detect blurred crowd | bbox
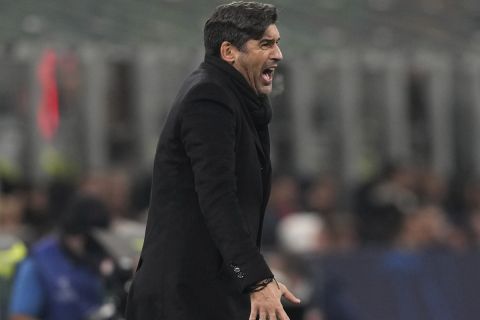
[258,162,480,320]
[0,169,150,245]
[2,162,480,319]
[266,163,480,255]
[0,169,149,320]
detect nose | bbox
[271,43,283,61]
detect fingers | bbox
[280,285,301,304]
[249,307,258,320]
[249,306,269,320]
[251,306,290,320]
[258,311,267,320]
[273,310,292,320]
[250,281,300,320]
[267,310,290,320]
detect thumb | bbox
[280,284,301,304]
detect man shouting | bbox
[125,2,300,319]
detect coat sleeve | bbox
[180,82,273,293]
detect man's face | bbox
[232,24,283,95]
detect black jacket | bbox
[126,55,274,320]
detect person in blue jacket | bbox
[9,194,111,320]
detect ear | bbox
[219,41,237,65]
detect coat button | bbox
[237,272,245,279]
[234,267,240,273]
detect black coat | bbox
[126,55,274,320]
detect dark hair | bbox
[61,194,110,236]
[204,1,277,57]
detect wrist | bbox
[248,277,278,293]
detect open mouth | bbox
[261,67,275,83]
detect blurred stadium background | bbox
[3,0,480,319]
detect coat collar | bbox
[203,54,257,100]
[202,54,271,165]
[203,55,272,128]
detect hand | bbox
[249,280,301,320]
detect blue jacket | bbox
[10,236,104,320]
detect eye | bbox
[260,40,275,49]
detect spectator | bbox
[0,234,27,320]
[0,191,25,234]
[9,194,111,320]
[263,174,301,248]
[305,175,358,251]
[104,169,131,220]
[21,185,51,242]
[0,177,35,245]
[395,205,451,251]
[417,170,448,207]
[355,162,418,245]
[305,175,338,218]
